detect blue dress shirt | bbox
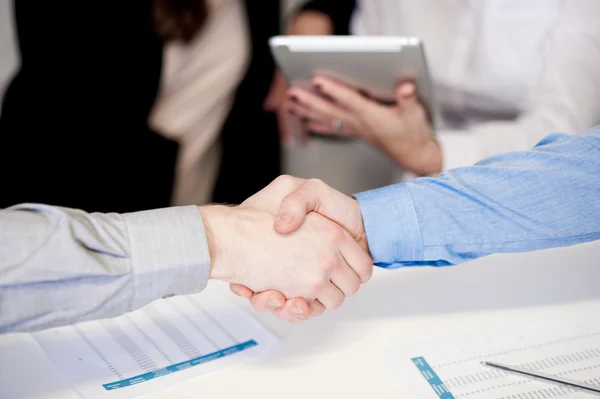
[355,125,600,268]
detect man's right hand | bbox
[200,176,372,315]
[229,178,370,322]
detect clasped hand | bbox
[201,175,371,322]
[267,73,441,176]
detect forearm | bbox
[0,204,210,333]
[355,127,600,267]
[371,134,442,176]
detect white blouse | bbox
[351,0,600,170]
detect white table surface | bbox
[2,241,599,399]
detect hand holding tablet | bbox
[269,35,442,176]
[268,35,437,122]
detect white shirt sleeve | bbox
[438,0,600,170]
[0,204,211,333]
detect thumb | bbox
[274,179,364,240]
[274,181,321,234]
[395,82,418,110]
[230,283,254,299]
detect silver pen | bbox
[481,360,600,397]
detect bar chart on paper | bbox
[398,318,600,399]
[33,287,277,399]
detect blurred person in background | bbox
[0,1,351,211]
[0,2,180,212]
[0,0,16,112]
[276,0,600,194]
[211,0,355,205]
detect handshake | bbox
[199,175,372,324]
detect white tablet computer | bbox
[269,35,438,126]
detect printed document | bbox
[396,317,600,398]
[30,285,278,399]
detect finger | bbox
[395,85,432,125]
[330,254,362,297]
[230,283,254,299]
[274,179,366,247]
[395,83,419,112]
[250,291,286,312]
[288,102,355,138]
[302,121,354,137]
[272,299,323,321]
[242,174,304,209]
[274,178,335,234]
[274,180,320,234]
[271,297,310,322]
[396,81,416,99]
[340,229,374,283]
[287,95,353,129]
[309,299,326,317]
[312,75,376,114]
[287,87,356,127]
[317,282,345,310]
[286,100,323,123]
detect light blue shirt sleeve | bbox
[354,126,600,268]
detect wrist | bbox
[406,138,442,176]
[199,205,236,282]
[286,11,333,35]
[351,200,371,255]
[375,134,442,176]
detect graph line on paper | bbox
[410,328,600,399]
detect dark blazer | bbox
[0,0,356,212]
[0,1,177,212]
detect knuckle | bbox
[274,174,297,188]
[286,191,306,206]
[319,253,339,273]
[325,227,346,246]
[306,178,326,191]
[308,280,328,298]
